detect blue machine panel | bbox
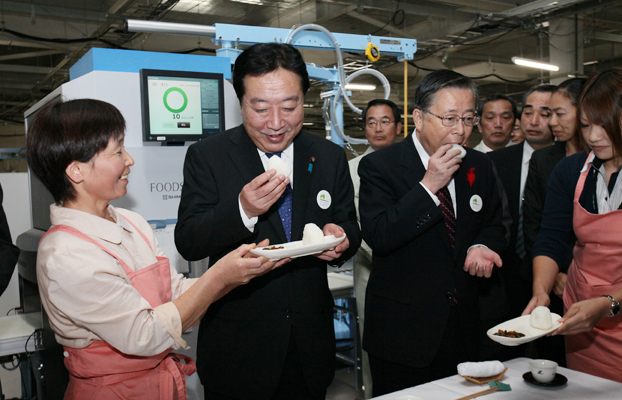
[70,48,231,80]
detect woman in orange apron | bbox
[525,68,622,383]
[26,99,285,399]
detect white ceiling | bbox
[1,0,621,132]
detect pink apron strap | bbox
[42,225,134,276]
[117,211,153,251]
[573,152,593,201]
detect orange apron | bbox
[42,214,196,399]
[564,153,622,383]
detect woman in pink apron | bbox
[524,68,622,383]
[26,99,285,399]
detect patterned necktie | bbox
[515,202,526,259]
[267,153,293,242]
[437,186,456,248]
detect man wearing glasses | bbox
[349,99,402,397]
[358,70,506,395]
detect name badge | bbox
[317,190,331,209]
[470,195,483,212]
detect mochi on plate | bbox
[302,223,325,245]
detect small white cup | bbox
[529,359,558,383]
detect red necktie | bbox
[437,186,456,248]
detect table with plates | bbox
[372,357,622,400]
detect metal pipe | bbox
[125,19,216,37]
[404,60,408,137]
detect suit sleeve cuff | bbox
[419,182,440,206]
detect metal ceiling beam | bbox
[260,0,318,27]
[0,0,107,23]
[0,38,56,49]
[497,0,585,17]
[325,0,475,22]
[314,5,357,26]
[0,64,53,74]
[593,32,622,44]
[0,82,37,90]
[413,0,607,45]
[108,0,136,15]
[0,50,65,62]
[347,11,409,37]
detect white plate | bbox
[249,235,346,261]
[487,313,562,346]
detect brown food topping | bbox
[263,246,285,250]
[494,329,525,338]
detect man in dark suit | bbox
[358,70,506,396]
[175,43,360,400]
[487,85,555,359]
[471,93,517,361]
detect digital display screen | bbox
[140,69,225,144]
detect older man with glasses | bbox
[358,70,506,396]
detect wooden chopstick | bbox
[455,386,499,400]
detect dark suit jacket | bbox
[522,141,570,326]
[0,184,19,296]
[488,143,533,318]
[523,141,569,272]
[175,125,361,399]
[358,139,505,367]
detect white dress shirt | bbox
[473,140,494,154]
[239,143,295,231]
[519,141,535,204]
[581,152,622,214]
[413,131,457,216]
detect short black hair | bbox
[522,84,556,107]
[477,93,517,119]
[362,99,402,125]
[232,43,310,102]
[26,99,125,204]
[553,77,587,107]
[414,70,478,112]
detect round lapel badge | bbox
[470,195,483,212]
[317,190,331,209]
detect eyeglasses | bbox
[422,109,480,127]
[366,119,396,128]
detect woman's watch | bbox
[601,295,620,317]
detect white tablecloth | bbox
[372,357,622,400]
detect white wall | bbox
[0,172,30,399]
[0,172,31,315]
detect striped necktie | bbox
[515,201,526,259]
[438,186,456,248]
